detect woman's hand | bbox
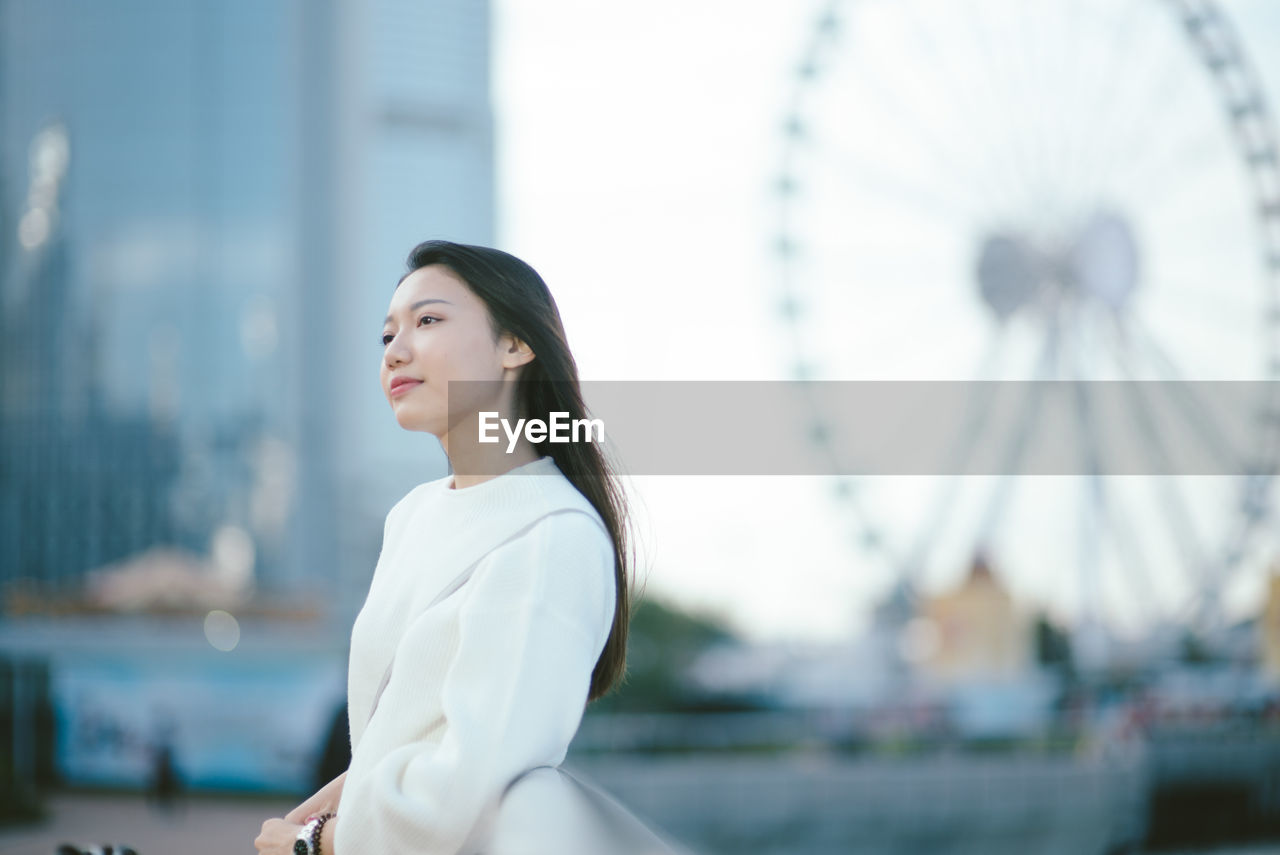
[256,770,346,853]
[254,817,303,854]
[284,770,347,824]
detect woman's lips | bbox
[389,380,423,398]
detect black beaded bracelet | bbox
[312,812,335,855]
[295,812,335,855]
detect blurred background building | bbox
[915,551,1032,683]
[0,0,494,811]
[0,0,493,619]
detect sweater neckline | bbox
[440,454,559,495]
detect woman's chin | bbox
[393,410,443,436]
[391,407,422,430]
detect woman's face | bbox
[380,264,532,436]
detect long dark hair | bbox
[398,239,632,702]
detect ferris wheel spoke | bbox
[960,6,1056,217]
[975,325,1058,545]
[1092,474,1168,628]
[805,137,985,228]
[1207,489,1275,613]
[1105,320,1215,599]
[987,6,1072,222]
[1007,5,1081,213]
[970,5,1046,209]
[1054,0,1109,211]
[1039,1,1092,211]
[1155,277,1260,329]
[850,3,1044,220]
[1165,583,1206,636]
[898,327,1012,587]
[1067,338,1166,626]
[1126,315,1250,476]
[1116,126,1231,216]
[1013,0,1083,215]
[893,2,1025,219]
[1087,32,1197,210]
[1103,30,1206,214]
[838,69,1022,221]
[1052,0,1154,214]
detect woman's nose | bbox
[385,339,410,367]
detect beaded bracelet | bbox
[295,812,335,855]
[312,812,334,855]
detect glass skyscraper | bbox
[0,0,494,626]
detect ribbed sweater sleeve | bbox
[333,508,615,855]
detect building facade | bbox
[0,0,494,628]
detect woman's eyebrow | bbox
[384,298,453,325]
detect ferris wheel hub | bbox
[1070,210,1140,313]
[975,210,1140,323]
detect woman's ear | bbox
[500,333,536,370]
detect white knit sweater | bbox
[333,454,617,854]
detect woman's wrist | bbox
[297,811,335,855]
[320,814,337,854]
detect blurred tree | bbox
[1178,628,1215,666]
[589,595,762,713]
[1032,611,1075,674]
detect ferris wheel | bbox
[772,0,1280,662]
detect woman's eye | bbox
[381,316,437,345]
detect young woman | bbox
[255,240,634,854]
